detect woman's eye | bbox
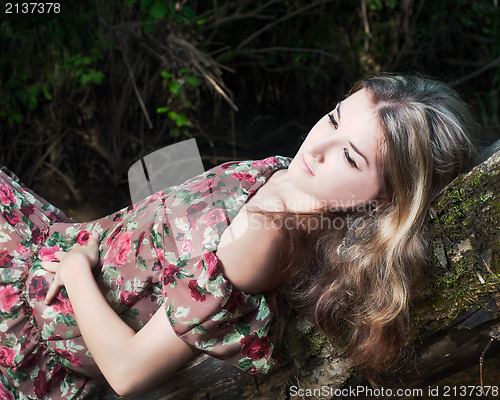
[343,148,358,169]
[328,112,338,129]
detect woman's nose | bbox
[306,135,336,163]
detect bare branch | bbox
[451,56,500,87]
[235,0,336,51]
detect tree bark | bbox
[99,149,500,400]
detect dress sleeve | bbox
[158,156,291,374]
[161,251,289,374]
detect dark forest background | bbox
[1,0,499,219]
[1,0,500,393]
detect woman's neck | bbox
[255,169,322,213]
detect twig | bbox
[42,161,82,202]
[207,0,278,28]
[475,254,500,282]
[450,56,500,87]
[231,110,236,159]
[235,0,335,51]
[27,131,67,184]
[361,0,370,52]
[479,324,500,396]
[168,34,239,111]
[144,33,237,110]
[119,36,154,129]
[391,0,425,70]
[249,46,341,60]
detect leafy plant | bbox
[156,68,200,138]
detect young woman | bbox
[0,73,478,399]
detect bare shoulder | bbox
[216,206,288,294]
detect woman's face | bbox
[287,88,385,211]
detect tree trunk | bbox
[99,149,500,400]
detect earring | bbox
[336,211,378,259]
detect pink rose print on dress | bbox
[31,226,44,245]
[143,191,163,205]
[106,225,123,245]
[34,371,51,399]
[2,211,19,226]
[0,284,20,312]
[120,290,141,306]
[188,280,206,302]
[182,238,194,254]
[164,264,180,285]
[201,209,227,227]
[199,252,219,278]
[53,348,82,367]
[39,245,63,262]
[0,183,15,205]
[0,250,13,268]
[112,212,122,221]
[0,346,16,367]
[187,176,221,194]
[51,294,74,315]
[20,203,35,217]
[230,172,256,184]
[75,230,91,245]
[251,158,278,167]
[223,290,244,314]
[28,275,49,302]
[0,381,15,400]
[186,202,207,228]
[240,334,271,360]
[220,162,233,170]
[18,352,37,369]
[16,244,29,256]
[106,231,132,267]
[50,363,69,386]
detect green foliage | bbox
[0,73,42,123]
[156,68,200,138]
[0,2,103,124]
[127,0,196,32]
[63,51,105,89]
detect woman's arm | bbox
[42,234,198,397]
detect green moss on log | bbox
[411,151,500,334]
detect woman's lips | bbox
[301,155,314,176]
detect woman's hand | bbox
[39,231,195,396]
[41,231,100,305]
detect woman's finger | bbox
[54,251,67,261]
[40,260,58,273]
[45,278,63,305]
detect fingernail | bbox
[91,232,99,239]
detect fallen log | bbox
[100,148,500,400]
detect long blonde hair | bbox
[281,73,478,377]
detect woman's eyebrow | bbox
[349,141,369,166]
[337,102,368,166]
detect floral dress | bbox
[0,156,291,400]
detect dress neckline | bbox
[203,156,291,254]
